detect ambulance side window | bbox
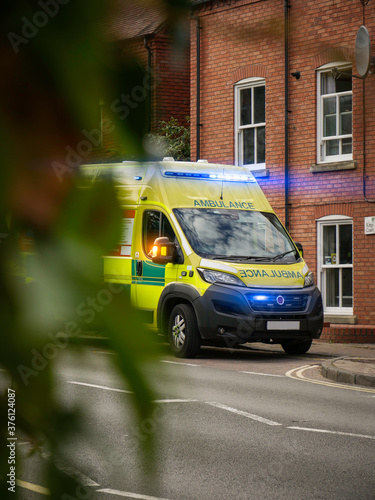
[143,211,176,257]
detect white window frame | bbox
[317,62,353,164]
[317,215,353,315]
[234,78,266,170]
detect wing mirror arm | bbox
[295,242,303,257]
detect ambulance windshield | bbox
[173,208,300,263]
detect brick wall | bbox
[191,0,375,342]
[153,33,190,129]
[97,30,190,158]
[320,325,375,344]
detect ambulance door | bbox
[133,209,179,328]
[103,209,136,303]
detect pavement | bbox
[247,340,375,388]
[308,341,375,388]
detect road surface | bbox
[11,344,375,499]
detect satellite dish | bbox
[355,26,371,77]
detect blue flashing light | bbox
[252,295,269,301]
[134,176,142,181]
[162,171,256,183]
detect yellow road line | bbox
[16,479,50,495]
[286,365,375,394]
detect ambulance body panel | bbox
[82,160,323,357]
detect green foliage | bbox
[147,117,191,161]
[0,1,190,498]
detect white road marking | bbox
[285,364,314,377]
[53,457,100,487]
[161,360,199,367]
[288,426,375,440]
[206,402,282,426]
[154,399,200,403]
[67,378,375,442]
[67,379,282,427]
[97,489,171,500]
[67,383,197,404]
[286,365,375,394]
[241,371,285,377]
[67,381,132,394]
[39,451,100,488]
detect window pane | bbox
[340,96,352,135]
[254,86,265,123]
[342,138,352,154]
[173,209,296,260]
[339,224,352,264]
[256,126,265,163]
[336,70,352,92]
[240,89,252,125]
[323,97,336,136]
[323,225,336,263]
[324,115,336,137]
[321,73,336,95]
[320,219,353,311]
[342,268,353,307]
[161,214,176,243]
[340,114,352,135]
[143,211,160,254]
[339,95,352,113]
[243,128,254,164]
[326,139,339,156]
[325,268,339,307]
[319,68,352,163]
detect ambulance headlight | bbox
[304,272,315,287]
[197,268,245,287]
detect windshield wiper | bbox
[212,255,272,262]
[271,249,297,261]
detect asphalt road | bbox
[13,344,375,499]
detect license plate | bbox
[267,321,300,331]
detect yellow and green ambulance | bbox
[82,159,323,357]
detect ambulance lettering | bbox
[194,200,254,210]
[239,269,304,279]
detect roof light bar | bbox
[162,171,256,183]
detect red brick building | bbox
[190,0,375,342]
[100,0,190,156]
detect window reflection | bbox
[174,209,297,262]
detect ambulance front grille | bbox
[246,293,309,313]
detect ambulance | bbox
[82,159,323,358]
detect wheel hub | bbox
[172,314,185,348]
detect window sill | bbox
[251,168,269,178]
[324,314,357,325]
[310,160,357,173]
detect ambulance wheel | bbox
[168,304,201,358]
[281,339,312,355]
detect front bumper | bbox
[193,284,323,345]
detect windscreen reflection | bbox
[173,208,299,263]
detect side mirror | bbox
[295,242,303,257]
[150,237,176,265]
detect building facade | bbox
[190,0,375,342]
[98,0,190,158]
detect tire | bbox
[168,304,201,358]
[281,339,312,355]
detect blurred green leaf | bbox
[0,1,191,497]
